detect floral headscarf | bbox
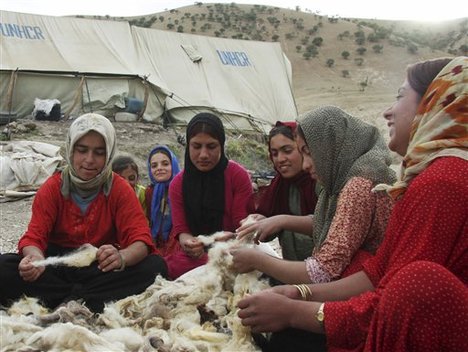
[61,113,116,198]
[147,145,180,241]
[375,56,468,199]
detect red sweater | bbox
[325,157,468,351]
[18,172,157,254]
[169,160,255,236]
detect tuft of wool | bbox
[32,243,98,267]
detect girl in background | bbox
[112,154,146,212]
[145,145,181,256]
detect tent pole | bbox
[84,77,92,113]
[4,70,18,116]
[64,76,85,120]
[139,78,149,121]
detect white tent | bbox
[1,10,297,131]
[133,27,298,132]
[0,10,168,122]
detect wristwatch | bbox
[316,302,325,328]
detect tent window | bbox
[181,45,202,62]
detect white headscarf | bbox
[61,113,116,198]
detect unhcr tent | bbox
[133,27,297,131]
[0,10,297,131]
[0,10,168,122]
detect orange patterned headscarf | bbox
[376,56,468,200]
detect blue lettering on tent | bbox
[216,50,252,67]
[0,23,45,40]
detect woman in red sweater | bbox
[0,113,167,312]
[165,112,255,279]
[237,56,468,352]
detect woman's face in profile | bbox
[189,132,222,172]
[383,79,421,156]
[296,133,319,182]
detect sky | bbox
[0,0,466,22]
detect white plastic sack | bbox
[0,141,63,200]
[32,98,61,116]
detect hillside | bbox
[80,2,465,127]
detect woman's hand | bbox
[179,234,205,258]
[267,284,304,300]
[214,231,236,242]
[19,253,45,282]
[236,214,266,242]
[230,247,262,273]
[240,214,266,223]
[237,290,294,333]
[236,215,284,243]
[97,244,123,272]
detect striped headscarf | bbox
[375,56,468,199]
[61,113,116,198]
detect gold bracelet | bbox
[293,284,312,301]
[293,284,305,300]
[302,284,312,299]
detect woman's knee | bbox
[0,254,21,280]
[136,254,168,279]
[381,260,466,310]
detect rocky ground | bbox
[0,196,33,253]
